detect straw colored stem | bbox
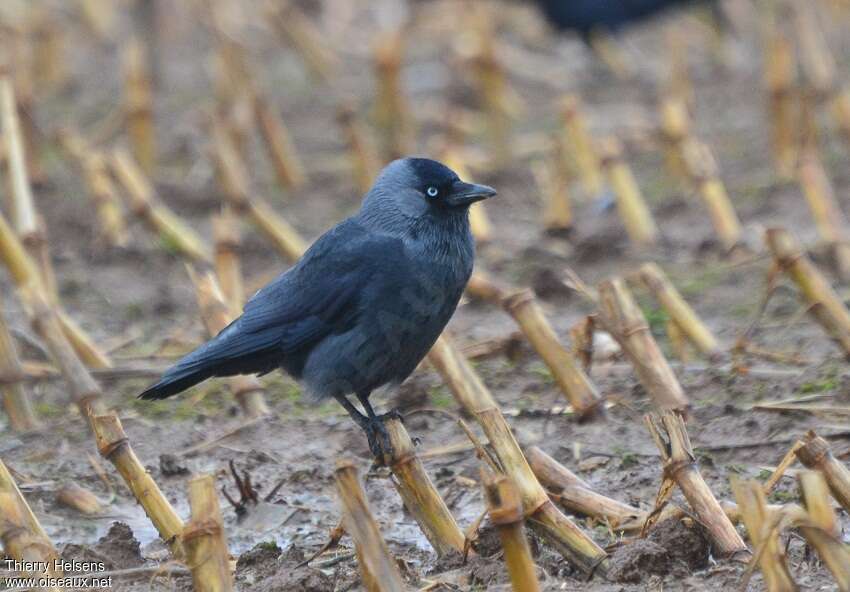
[636,263,720,358]
[793,4,835,97]
[267,2,338,83]
[765,228,850,357]
[795,431,850,513]
[597,279,689,411]
[559,95,602,198]
[532,159,572,233]
[644,411,747,556]
[183,474,233,592]
[56,312,112,369]
[212,208,244,314]
[466,271,508,305]
[123,38,155,175]
[82,153,130,247]
[731,478,796,592]
[56,482,102,516]
[111,148,211,263]
[481,469,541,592]
[92,413,185,560]
[383,418,465,556]
[764,30,797,179]
[0,460,61,588]
[796,471,850,590]
[246,200,307,262]
[658,97,691,181]
[254,95,306,190]
[502,290,603,420]
[1,78,38,245]
[599,138,658,246]
[372,31,413,160]
[681,142,742,251]
[334,460,405,592]
[526,447,644,527]
[0,302,38,431]
[188,268,269,418]
[336,101,380,193]
[834,86,850,152]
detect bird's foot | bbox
[363,409,405,462]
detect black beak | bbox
[446,181,497,207]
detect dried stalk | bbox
[30,10,66,93]
[383,418,465,556]
[636,263,720,358]
[183,474,233,592]
[92,413,185,560]
[465,271,508,305]
[81,152,130,247]
[834,86,850,152]
[111,148,211,263]
[796,471,850,590]
[266,1,338,83]
[765,228,850,357]
[763,28,797,179]
[795,431,850,512]
[254,94,306,190]
[526,447,645,528]
[481,468,541,592]
[597,279,689,411]
[532,159,572,233]
[212,208,244,314]
[0,459,61,588]
[56,482,102,515]
[0,300,38,431]
[796,151,850,280]
[681,141,743,251]
[123,38,155,175]
[665,28,693,108]
[793,4,835,97]
[187,268,269,418]
[77,0,116,40]
[336,101,380,194]
[599,138,658,246]
[334,460,405,592]
[427,335,609,576]
[559,95,603,198]
[644,410,748,556]
[731,478,796,592]
[658,97,691,181]
[372,31,413,160]
[502,290,603,420]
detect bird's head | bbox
[359,157,496,230]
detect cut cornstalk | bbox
[599,137,658,246]
[266,2,338,83]
[334,460,405,592]
[465,271,508,305]
[372,31,413,160]
[793,4,835,98]
[526,447,645,528]
[664,28,693,108]
[796,471,850,590]
[763,28,797,179]
[481,468,541,592]
[212,208,244,314]
[532,159,572,234]
[681,141,743,251]
[111,148,211,263]
[730,478,796,592]
[0,459,61,589]
[254,94,306,190]
[78,0,116,40]
[441,148,491,243]
[0,301,38,431]
[211,119,307,262]
[636,263,721,359]
[765,228,850,357]
[382,417,465,556]
[81,152,130,247]
[796,151,850,280]
[56,482,102,516]
[123,38,155,175]
[188,268,269,418]
[502,290,603,420]
[658,97,691,182]
[183,474,233,592]
[31,10,66,93]
[427,335,610,576]
[795,430,850,513]
[834,86,850,152]
[644,410,748,556]
[559,95,603,198]
[92,413,185,560]
[336,101,380,194]
[597,279,689,411]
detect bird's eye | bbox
[426,186,439,198]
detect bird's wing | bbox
[226,220,406,356]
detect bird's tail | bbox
[138,321,281,400]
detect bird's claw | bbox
[364,418,393,462]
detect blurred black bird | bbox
[140,157,496,457]
[533,0,717,41]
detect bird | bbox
[139,157,496,458]
[532,0,718,41]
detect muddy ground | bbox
[2,0,850,590]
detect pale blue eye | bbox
[426,186,439,197]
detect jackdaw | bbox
[140,157,496,457]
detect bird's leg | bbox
[355,391,400,460]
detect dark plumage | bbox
[139,157,496,456]
[533,0,715,38]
